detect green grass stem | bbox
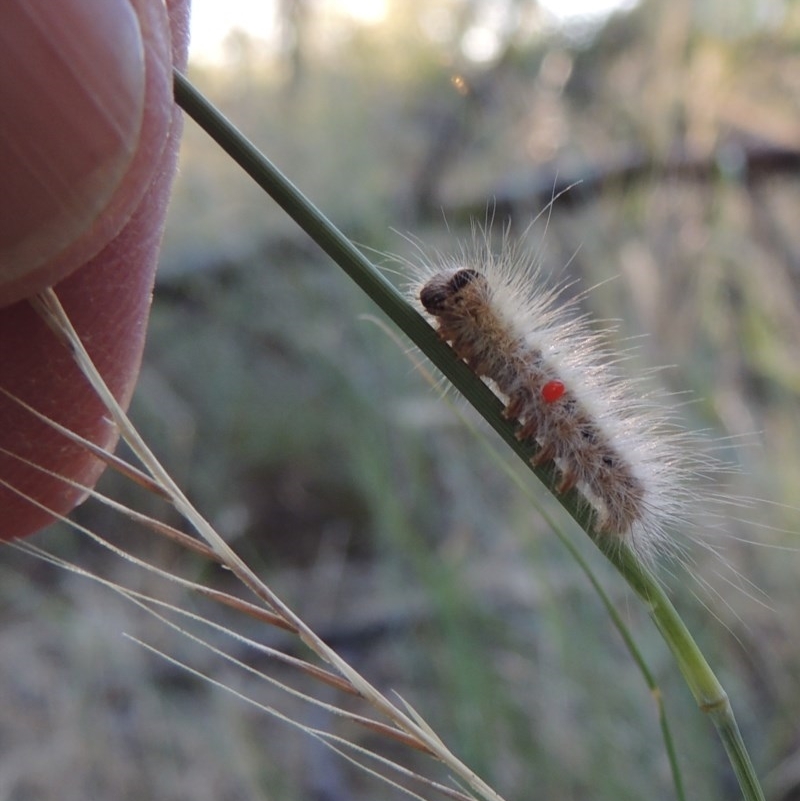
[172,69,765,801]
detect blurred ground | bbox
[3,1,800,799]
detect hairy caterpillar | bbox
[408,226,715,562]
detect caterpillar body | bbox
[411,230,706,561]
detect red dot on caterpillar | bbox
[541,379,566,404]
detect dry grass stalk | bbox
[5,286,507,801]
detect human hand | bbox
[0,0,190,539]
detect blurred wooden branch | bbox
[432,140,800,224]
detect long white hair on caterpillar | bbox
[393,213,741,572]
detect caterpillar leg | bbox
[557,471,579,494]
[504,392,527,421]
[516,417,538,441]
[532,442,556,467]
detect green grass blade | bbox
[172,69,765,801]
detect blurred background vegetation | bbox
[3,0,800,799]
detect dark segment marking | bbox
[448,268,481,293]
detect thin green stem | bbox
[540,534,689,800]
[561,543,689,801]
[604,543,764,801]
[455,392,687,800]
[172,70,764,801]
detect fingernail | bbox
[0,0,145,281]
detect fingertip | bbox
[0,0,146,295]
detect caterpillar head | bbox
[419,269,488,317]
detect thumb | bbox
[0,0,190,540]
[0,0,175,307]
